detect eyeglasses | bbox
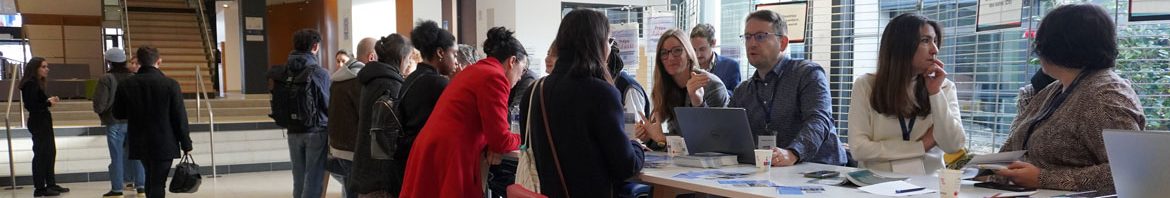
[659,47,686,57]
[739,32,783,42]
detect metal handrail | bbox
[192,0,218,96]
[120,0,132,50]
[3,59,24,190]
[194,64,219,178]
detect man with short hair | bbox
[691,23,742,93]
[730,10,846,167]
[325,37,374,198]
[114,45,193,198]
[275,28,331,198]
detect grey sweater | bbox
[992,70,1146,192]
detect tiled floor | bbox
[0,171,344,198]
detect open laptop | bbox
[1102,129,1170,198]
[673,107,757,164]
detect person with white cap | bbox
[94,48,146,197]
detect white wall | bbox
[512,0,559,75]
[352,0,396,48]
[217,1,244,95]
[413,0,442,27]
[337,0,352,53]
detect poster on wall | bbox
[755,1,808,43]
[976,0,1023,31]
[646,13,675,55]
[612,23,640,73]
[1131,0,1170,21]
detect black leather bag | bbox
[169,153,202,193]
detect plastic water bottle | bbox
[509,105,521,134]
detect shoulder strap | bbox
[538,79,571,197]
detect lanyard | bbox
[898,115,916,141]
[1021,70,1094,148]
[753,71,783,133]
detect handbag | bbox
[508,78,572,198]
[511,78,544,196]
[169,153,202,193]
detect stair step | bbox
[126,1,190,9]
[128,13,197,22]
[152,47,206,55]
[127,26,200,35]
[130,40,204,48]
[128,20,198,28]
[130,33,203,41]
[51,99,270,111]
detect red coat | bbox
[400,57,521,198]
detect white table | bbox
[638,163,1071,198]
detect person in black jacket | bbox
[519,9,646,197]
[348,33,410,197]
[20,57,70,197]
[113,46,192,198]
[395,20,458,194]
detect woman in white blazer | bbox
[848,13,966,174]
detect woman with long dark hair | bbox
[21,57,70,196]
[846,13,966,174]
[519,9,645,197]
[635,28,729,150]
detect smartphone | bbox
[803,170,840,179]
[974,182,1036,192]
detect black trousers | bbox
[486,159,518,198]
[142,159,174,198]
[28,120,57,189]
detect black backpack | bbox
[368,76,418,160]
[269,66,320,130]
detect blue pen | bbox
[896,187,926,194]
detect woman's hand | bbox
[634,112,666,143]
[994,161,1041,188]
[923,59,947,95]
[922,126,936,152]
[686,71,710,106]
[48,96,59,106]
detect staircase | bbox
[123,0,216,95]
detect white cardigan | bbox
[847,74,966,174]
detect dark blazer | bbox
[113,66,192,160]
[520,64,645,198]
[349,61,406,194]
[710,53,742,94]
[21,80,53,134]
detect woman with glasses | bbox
[633,28,730,150]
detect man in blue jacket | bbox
[276,29,331,198]
[691,23,742,94]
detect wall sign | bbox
[1131,0,1170,21]
[756,1,808,43]
[976,0,1023,32]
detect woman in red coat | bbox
[399,27,529,198]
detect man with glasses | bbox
[729,10,846,167]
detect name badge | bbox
[666,136,689,156]
[758,135,777,149]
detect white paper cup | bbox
[754,149,772,171]
[939,169,962,198]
